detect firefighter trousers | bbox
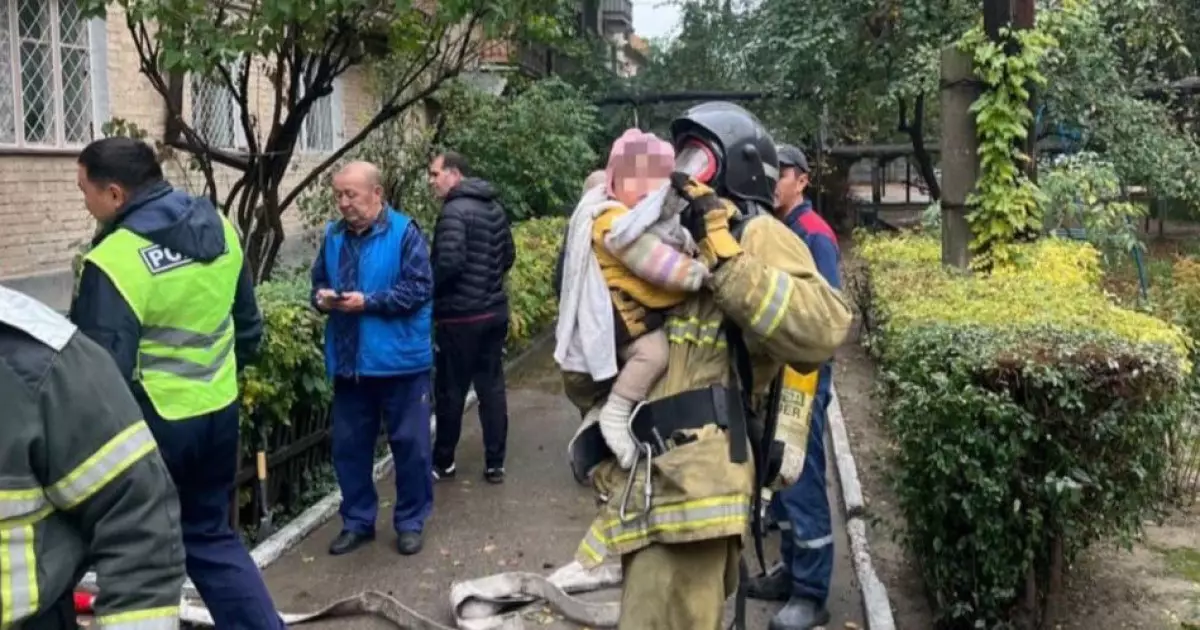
[618,537,741,630]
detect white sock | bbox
[599,393,637,468]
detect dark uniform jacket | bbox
[0,285,185,629]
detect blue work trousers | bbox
[145,401,285,630]
[770,362,834,604]
[331,372,434,535]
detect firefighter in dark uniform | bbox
[1,285,185,629]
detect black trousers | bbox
[433,314,510,470]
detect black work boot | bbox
[396,531,423,556]
[746,569,791,602]
[768,595,831,630]
[328,530,374,556]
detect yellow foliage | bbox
[857,232,1193,372]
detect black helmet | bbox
[669,102,779,208]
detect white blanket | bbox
[554,186,624,381]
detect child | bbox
[556,129,710,469]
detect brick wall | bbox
[0,4,378,283]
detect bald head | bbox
[332,160,385,232]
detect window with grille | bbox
[191,58,247,150]
[299,77,343,153]
[0,0,109,149]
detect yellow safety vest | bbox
[83,217,243,421]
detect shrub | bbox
[506,216,567,350]
[850,232,1191,628]
[238,277,331,437]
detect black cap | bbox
[777,144,809,173]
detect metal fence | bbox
[231,405,334,533]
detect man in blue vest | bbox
[746,144,842,630]
[311,161,435,557]
[70,136,284,629]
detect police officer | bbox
[2,285,185,629]
[560,103,853,629]
[744,143,842,629]
[69,137,285,629]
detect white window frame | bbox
[189,57,249,151]
[298,76,343,154]
[0,1,109,150]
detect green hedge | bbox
[239,215,567,434]
[849,233,1191,628]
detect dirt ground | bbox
[835,317,1200,630]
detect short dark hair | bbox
[78,137,164,190]
[438,151,471,177]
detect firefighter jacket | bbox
[0,286,185,629]
[565,187,854,567]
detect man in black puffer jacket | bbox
[428,151,516,484]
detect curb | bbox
[828,383,896,630]
[80,328,557,599]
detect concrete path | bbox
[261,345,864,628]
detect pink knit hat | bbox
[606,128,675,199]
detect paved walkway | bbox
[261,344,864,628]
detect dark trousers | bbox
[770,362,835,604]
[433,315,509,470]
[331,372,434,535]
[17,589,76,629]
[146,402,285,630]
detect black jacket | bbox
[69,181,263,416]
[431,178,516,319]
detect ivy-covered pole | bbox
[939,46,979,269]
[1014,0,1038,184]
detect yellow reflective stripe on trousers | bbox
[0,489,46,521]
[578,494,750,562]
[749,270,793,338]
[142,315,231,349]
[0,523,38,626]
[665,317,726,348]
[96,605,180,629]
[44,421,157,510]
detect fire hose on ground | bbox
[76,561,623,629]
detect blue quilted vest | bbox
[322,208,433,379]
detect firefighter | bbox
[1,285,185,629]
[69,137,285,628]
[561,102,853,629]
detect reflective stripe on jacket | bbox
[83,217,243,421]
[569,202,854,567]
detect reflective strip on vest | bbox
[576,494,750,564]
[665,316,726,348]
[0,521,40,626]
[83,217,243,420]
[139,316,234,382]
[44,421,158,510]
[96,605,181,630]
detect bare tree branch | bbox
[277,11,487,212]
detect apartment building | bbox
[0,0,643,309]
[0,1,378,309]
